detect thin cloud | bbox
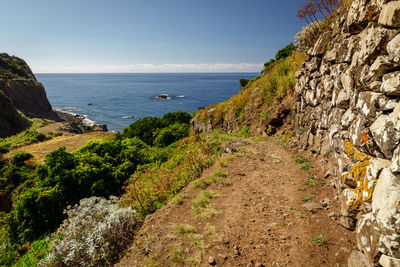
[33,63,263,73]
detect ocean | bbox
[36,73,258,132]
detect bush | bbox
[275,43,296,61]
[40,196,137,266]
[24,130,47,144]
[153,123,190,148]
[239,78,250,88]
[122,111,192,145]
[9,152,33,167]
[262,43,297,74]
[15,238,51,266]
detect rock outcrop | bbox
[0,90,29,138]
[294,1,400,265]
[0,53,59,137]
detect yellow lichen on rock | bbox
[343,140,375,211]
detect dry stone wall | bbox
[294,1,400,265]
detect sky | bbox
[1,0,306,73]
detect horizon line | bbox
[34,71,261,74]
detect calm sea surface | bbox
[36,73,258,132]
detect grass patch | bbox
[300,164,313,171]
[191,191,221,219]
[297,187,306,191]
[169,246,186,264]
[299,213,308,219]
[205,225,216,235]
[0,118,53,152]
[301,195,313,202]
[236,154,251,158]
[193,170,228,189]
[295,157,308,164]
[218,156,233,168]
[305,177,317,187]
[312,234,327,244]
[175,224,197,235]
[173,194,187,205]
[143,254,161,267]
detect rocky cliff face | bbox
[0,53,59,137]
[0,91,29,138]
[294,0,400,265]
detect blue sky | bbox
[2,0,306,73]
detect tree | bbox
[239,78,249,88]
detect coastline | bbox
[54,110,108,134]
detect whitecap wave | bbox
[122,115,136,119]
[54,108,95,126]
[176,95,185,98]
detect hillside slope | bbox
[192,52,305,137]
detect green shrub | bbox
[16,238,51,266]
[9,152,33,167]
[153,123,190,148]
[24,130,47,144]
[122,111,192,145]
[239,78,250,88]
[275,43,296,61]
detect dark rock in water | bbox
[88,103,93,106]
[157,94,170,99]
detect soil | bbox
[116,137,356,267]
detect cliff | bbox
[0,91,29,138]
[0,53,59,137]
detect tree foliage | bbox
[1,111,193,250]
[239,78,250,88]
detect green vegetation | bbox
[301,195,313,202]
[300,163,313,170]
[312,234,327,244]
[173,194,187,205]
[295,157,309,164]
[262,43,296,74]
[191,190,220,219]
[196,50,305,129]
[0,118,52,154]
[121,111,192,147]
[0,53,35,80]
[169,246,185,264]
[175,224,197,234]
[193,170,228,189]
[0,111,200,265]
[12,77,36,83]
[122,134,220,218]
[305,176,317,187]
[239,78,250,88]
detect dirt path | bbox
[117,138,355,267]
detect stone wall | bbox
[294,0,400,265]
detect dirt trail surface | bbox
[117,138,355,267]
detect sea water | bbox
[36,73,258,132]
